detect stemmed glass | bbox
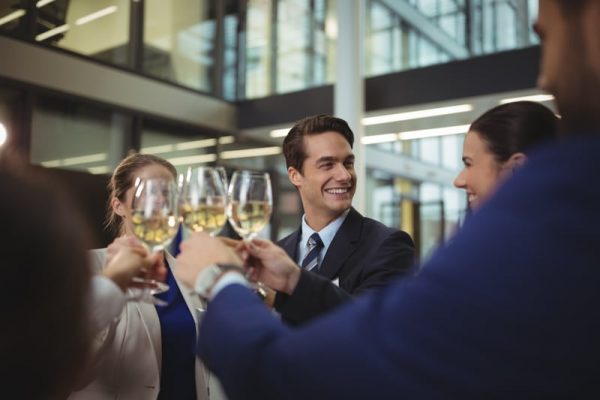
[215,166,228,193]
[130,177,180,304]
[226,171,273,298]
[180,167,228,236]
[226,170,273,241]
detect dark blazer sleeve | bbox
[353,229,415,294]
[274,221,416,325]
[273,269,351,324]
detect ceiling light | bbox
[499,94,554,104]
[40,152,107,167]
[220,146,282,159]
[219,136,235,144]
[143,137,234,154]
[36,0,56,8]
[61,153,107,166]
[76,6,117,26]
[270,128,290,138]
[362,104,473,126]
[142,144,174,154]
[361,133,398,145]
[0,9,26,27]
[40,160,61,168]
[174,139,216,151]
[36,24,69,41]
[398,124,470,141]
[168,154,217,166]
[88,166,111,175]
[0,123,7,146]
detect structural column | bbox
[335,0,366,213]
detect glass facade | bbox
[0,0,542,250]
[143,0,215,92]
[1,0,539,98]
[30,95,124,175]
[41,0,130,66]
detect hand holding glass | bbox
[130,177,179,301]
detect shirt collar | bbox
[299,208,351,259]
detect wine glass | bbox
[226,170,273,241]
[130,177,180,303]
[215,166,228,192]
[180,167,227,236]
[227,171,273,299]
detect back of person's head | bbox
[556,0,586,14]
[470,101,559,163]
[283,114,354,173]
[0,160,92,398]
[105,153,177,235]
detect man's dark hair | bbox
[555,0,586,14]
[282,114,354,173]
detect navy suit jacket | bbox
[274,207,415,324]
[198,135,600,399]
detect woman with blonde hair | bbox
[70,153,211,400]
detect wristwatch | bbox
[194,263,246,301]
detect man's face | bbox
[535,0,600,132]
[289,131,356,222]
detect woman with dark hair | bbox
[69,153,213,400]
[454,101,559,210]
[0,165,92,399]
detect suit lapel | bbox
[280,227,301,262]
[318,208,364,280]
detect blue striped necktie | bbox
[301,233,323,272]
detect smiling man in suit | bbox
[270,114,415,324]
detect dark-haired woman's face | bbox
[453,131,504,210]
[112,163,175,236]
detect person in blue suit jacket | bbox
[174,0,600,398]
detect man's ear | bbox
[505,152,528,172]
[111,197,126,217]
[288,166,303,187]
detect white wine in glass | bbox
[130,177,180,300]
[180,167,227,236]
[227,171,273,240]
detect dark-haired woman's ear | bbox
[506,152,528,174]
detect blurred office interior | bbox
[0,0,552,260]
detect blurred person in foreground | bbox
[0,164,92,399]
[0,162,154,398]
[454,101,559,211]
[174,1,600,398]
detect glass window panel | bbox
[418,137,440,165]
[40,0,130,66]
[140,121,219,175]
[144,0,215,92]
[443,186,464,238]
[419,182,443,260]
[223,20,238,99]
[441,134,463,169]
[245,0,272,98]
[30,96,125,175]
